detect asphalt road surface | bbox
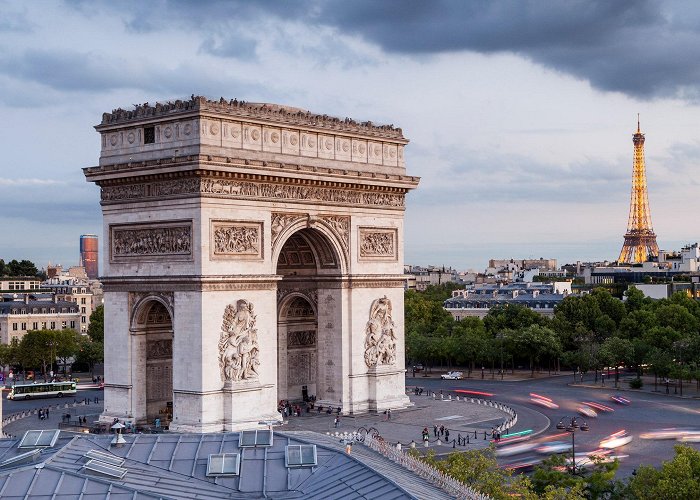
[409,373,700,477]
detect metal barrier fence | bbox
[363,432,491,500]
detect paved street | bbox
[4,374,700,479]
[409,371,700,477]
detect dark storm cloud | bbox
[0,48,262,100]
[78,0,700,101]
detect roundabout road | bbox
[408,373,700,477]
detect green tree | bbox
[626,445,700,500]
[511,324,561,377]
[5,259,39,277]
[54,329,80,372]
[18,330,54,378]
[418,447,537,499]
[75,337,104,375]
[599,336,634,388]
[87,304,104,343]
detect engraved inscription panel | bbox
[358,227,398,260]
[111,221,192,262]
[211,220,263,260]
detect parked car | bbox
[441,371,463,380]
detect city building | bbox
[0,277,41,292]
[404,265,458,291]
[0,294,80,344]
[42,277,95,333]
[658,243,700,272]
[629,279,700,300]
[444,282,572,319]
[80,234,99,280]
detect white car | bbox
[441,371,463,380]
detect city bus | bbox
[7,381,77,400]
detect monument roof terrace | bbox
[98,95,406,141]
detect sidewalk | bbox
[408,369,574,383]
[3,398,104,438]
[569,373,700,400]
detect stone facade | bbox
[84,96,419,432]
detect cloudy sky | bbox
[1,0,699,271]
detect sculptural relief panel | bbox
[242,124,262,151]
[318,134,334,159]
[110,221,193,262]
[218,299,260,384]
[287,351,316,386]
[352,139,368,162]
[364,296,397,368]
[281,129,300,155]
[222,121,243,148]
[210,220,263,260]
[358,227,398,261]
[263,127,282,153]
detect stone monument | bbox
[84,96,419,431]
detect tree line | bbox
[0,259,42,278]
[417,443,700,499]
[0,305,104,378]
[406,284,700,389]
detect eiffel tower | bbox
[618,116,659,264]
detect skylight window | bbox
[85,449,125,466]
[239,430,273,447]
[206,453,240,476]
[83,459,127,479]
[18,430,60,449]
[0,449,41,467]
[285,445,317,467]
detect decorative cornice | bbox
[102,275,282,293]
[98,95,406,141]
[98,172,407,209]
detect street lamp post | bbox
[556,416,590,474]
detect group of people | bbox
[278,400,304,418]
[422,424,451,443]
[37,407,50,420]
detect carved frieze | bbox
[288,351,316,386]
[111,221,192,262]
[320,215,350,253]
[277,288,318,308]
[364,296,397,368]
[218,299,260,384]
[211,220,263,260]
[271,213,305,247]
[359,227,398,260]
[101,177,406,209]
[288,330,317,349]
[147,339,173,359]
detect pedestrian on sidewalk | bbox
[439,425,445,436]
[445,429,450,442]
[433,424,438,437]
[387,409,391,420]
[334,416,340,428]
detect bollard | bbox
[448,395,452,400]
[410,441,416,449]
[456,396,460,401]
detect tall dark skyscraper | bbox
[80,234,99,279]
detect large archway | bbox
[275,227,342,407]
[131,299,173,426]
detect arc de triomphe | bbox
[84,96,419,432]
